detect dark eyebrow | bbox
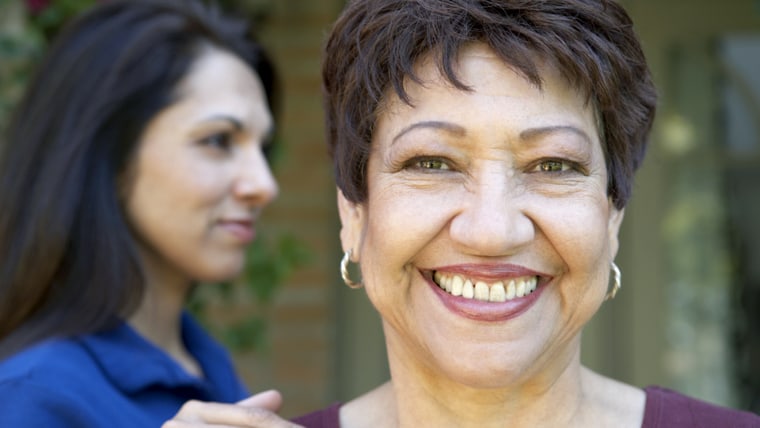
[200,115,276,142]
[200,115,244,131]
[519,125,592,145]
[392,120,466,144]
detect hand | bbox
[162,390,304,428]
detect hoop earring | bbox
[605,262,621,300]
[340,249,362,289]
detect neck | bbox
[381,334,589,428]
[128,255,200,376]
[343,328,645,428]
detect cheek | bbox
[363,182,453,258]
[534,196,614,301]
[359,186,445,300]
[536,189,612,248]
[125,158,217,249]
[150,161,227,211]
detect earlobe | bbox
[337,187,365,261]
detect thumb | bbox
[236,389,283,412]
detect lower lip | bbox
[427,276,546,322]
[220,222,255,243]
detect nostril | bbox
[449,202,534,255]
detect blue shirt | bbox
[0,312,249,427]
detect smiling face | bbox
[338,44,624,389]
[124,46,277,287]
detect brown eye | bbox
[199,132,232,151]
[418,159,449,170]
[537,160,567,172]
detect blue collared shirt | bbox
[0,312,248,427]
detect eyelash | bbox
[261,140,275,162]
[198,131,233,151]
[403,156,453,171]
[530,158,587,176]
[535,159,570,172]
[398,151,589,181]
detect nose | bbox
[233,146,279,207]
[449,172,534,256]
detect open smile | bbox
[433,271,538,303]
[426,268,550,322]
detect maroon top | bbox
[642,386,759,427]
[292,386,760,428]
[293,402,341,428]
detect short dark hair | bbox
[0,0,277,358]
[322,0,656,209]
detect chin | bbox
[433,349,535,389]
[192,260,245,283]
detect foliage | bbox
[26,0,98,37]
[0,0,96,131]
[188,231,311,351]
[0,6,35,133]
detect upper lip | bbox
[425,263,551,282]
[219,217,254,225]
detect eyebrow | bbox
[392,120,467,144]
[200,115,275,141]
[519,125,592,145]
[200,115,244,131]
[391,121,592,148]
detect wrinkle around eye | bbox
[379,166,467,193]
[521,171,607,200]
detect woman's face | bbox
[339,44,624,388]
[125,46,277,285]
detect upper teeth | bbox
[433,272,538,302]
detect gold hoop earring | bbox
[605,262,621,300]
[340,249,362,289]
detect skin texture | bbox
[124,45,278,375]
[337,44,642,427]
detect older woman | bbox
[306,0,759,425]
[166,0,760,427]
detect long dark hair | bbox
[0,0,278,359]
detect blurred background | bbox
[1,0,758,419]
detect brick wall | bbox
[230,0,346,419]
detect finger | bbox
[162,422,239,428]
[166,400,245,423]
[236,390,283,412]
[165,399,302,428]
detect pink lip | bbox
[424,264,549,322]
[219,220,255,243]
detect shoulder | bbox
[0,338,101,384]
[0,339,105,426]
[292,403,343,428]
[643,386,760,428]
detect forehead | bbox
[167,46,273,130]
[376,43,598,138]
[177,46,262,98]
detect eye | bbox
[198,132,233,151]
[261,139,275,163]
[414,158,451,171]
[534,159,573,173]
